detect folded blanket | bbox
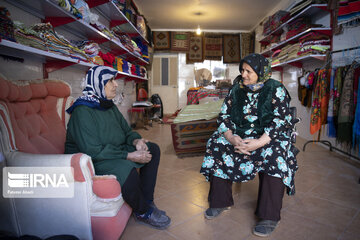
[174,100,223,123]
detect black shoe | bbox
[149,201,166,215]
[253,220,279,237]
[134,207,171,230]
[204,207,231,220]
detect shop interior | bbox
[0,0,360,239]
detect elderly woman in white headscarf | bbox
[65,66,171,229]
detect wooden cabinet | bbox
[0,0,149,81]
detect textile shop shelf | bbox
[5,0,148,66]
[260,27,332,56]
[259,4,328,43]
[94,1,149,44]
[271,54,326,70]
[0,39,147,82]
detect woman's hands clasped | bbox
[234,139,263,155]
[133,138,149,151]
[127,150,152,163]
[128,138,151,163]
[224,130,271,155]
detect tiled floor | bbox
[120,122,360,240]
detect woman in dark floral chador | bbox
[200,53,298,237]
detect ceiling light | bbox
[196,26,202,35]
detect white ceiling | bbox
[133,0,294,32]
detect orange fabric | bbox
[310,69,330,135]
[92,176,121,198]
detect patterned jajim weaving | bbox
[171,32,190,52]
[171,119,217,156]
[186,35,204,63]
[223,34,240,63]
[153,31,171,50]
[204,34,222,60]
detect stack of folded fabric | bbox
[32,23,88,62]
[298,32,330,57]
[122,59,130,73]
[289,0,313,16]
[262,17,272,36]
[91,21,118,41]
[71,40,102,62]
[130,64,141,76]
[286,17,311,39]
[98,51,116,67]
[272,44,291,65]
[112,31,136,53]
[14,21,88,62]
[287,43,301,60]
[0,7,15,42]
[134,38,149,61]
[271,49,282,65]
[131,40,142,57]
[269,10,290,32]
[14,21,47,50]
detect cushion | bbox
[0,77,71,154]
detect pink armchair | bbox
[0,77,131,239]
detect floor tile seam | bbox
[304,192,360,210]
[171,190,208,210]
[167,211,204,229]
[161,230,182,240]
[283,208,354,230]
[337,208,360,240]
[159,166,203,177]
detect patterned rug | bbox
[153,31,171,50]
[170,119,217,156]
[186,35,203,63]
[240,32,255,59]
[223,34,240,63]
[171,32,190,52]
[204,34,222,60]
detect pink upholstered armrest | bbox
[92,175,121,199]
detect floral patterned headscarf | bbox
[239,53,272,91]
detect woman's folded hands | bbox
[127,150,152,163]
[224,130,271,155]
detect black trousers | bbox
[208,172,285,221]
[121,142,161,214]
